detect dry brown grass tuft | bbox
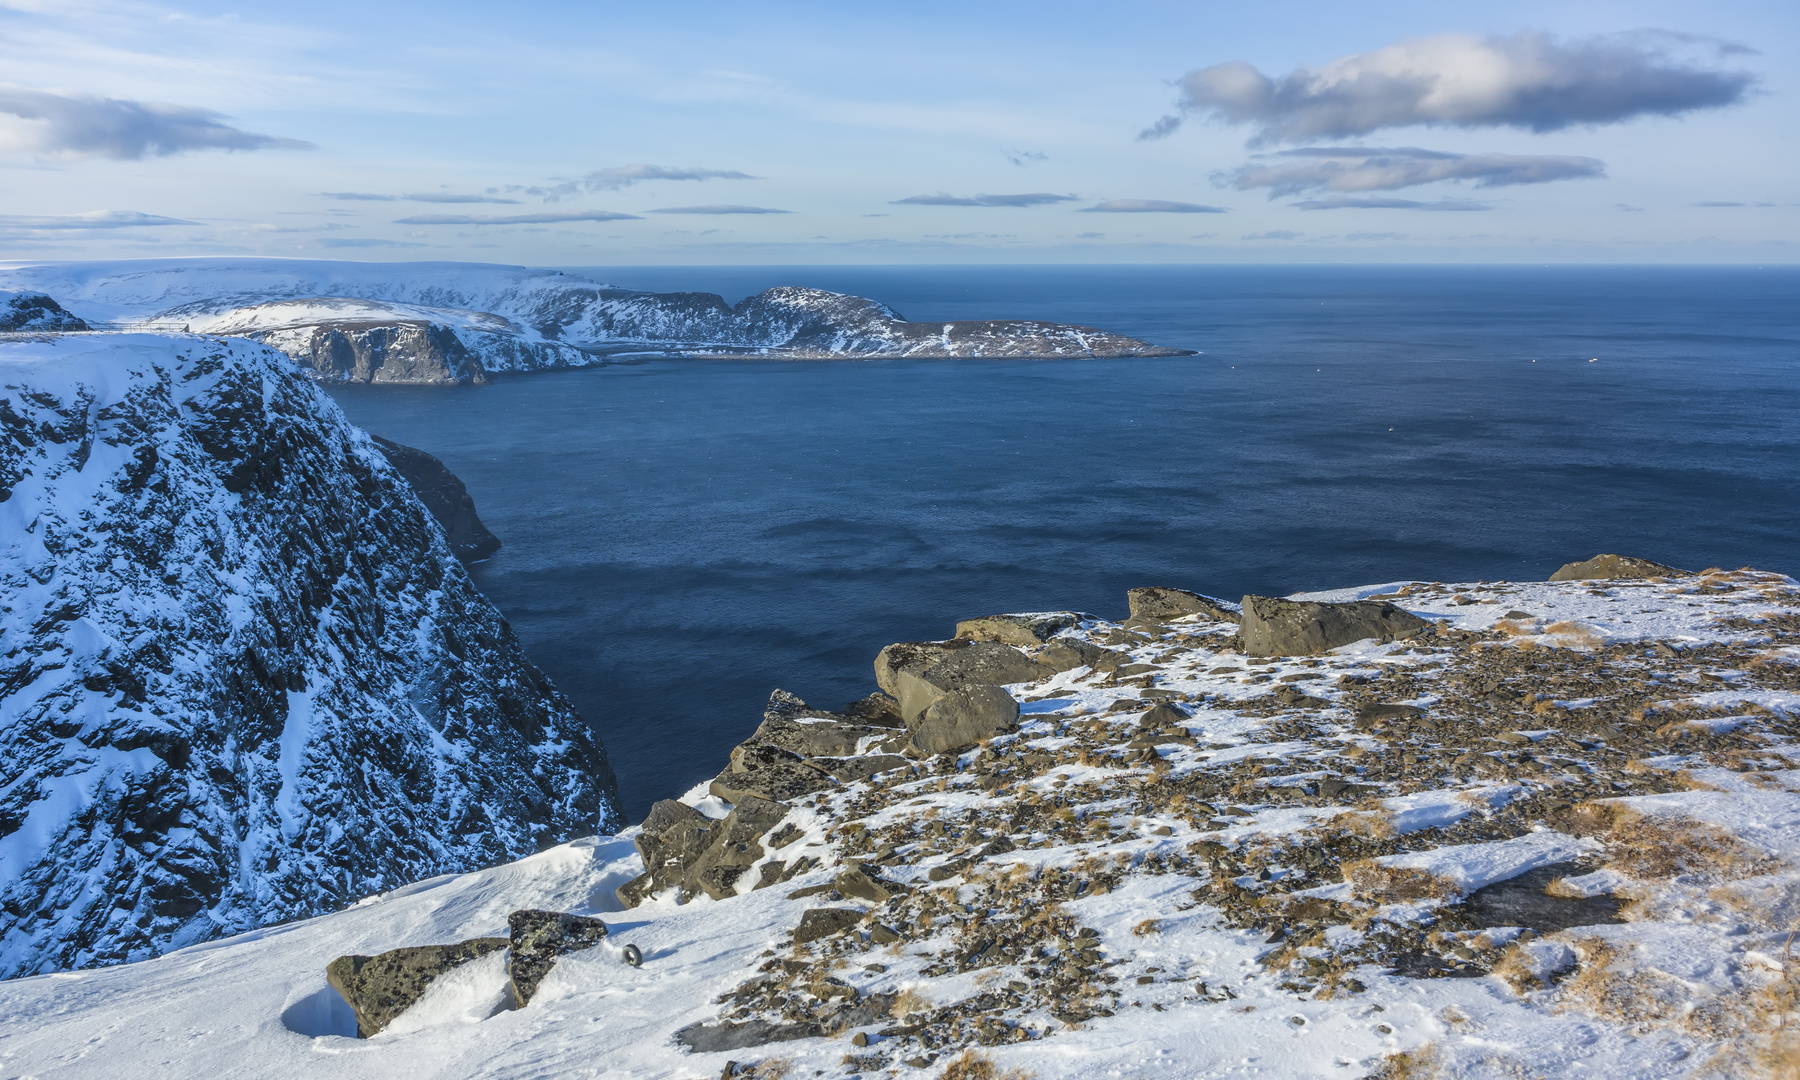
[938,1049,1035,1080]
[1544,620,1605,648]
[1605,809,1775,882]
[1331,810,1397,840]
[1132,918,1161,936]
[1559,937,1692,1026]
[891,986,934,1020]
[1343,859,1460,904]
[1370,1043,1444,1080]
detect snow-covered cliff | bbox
[0,261,1189,383]
[0,332,621,978]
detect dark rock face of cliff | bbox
[370,436,502,562]
[249,321,488,385]
[1,291,89,332]
[0,332,620,979]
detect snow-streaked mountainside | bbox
[0,332,621,979]
[0,290,88,333]
[5,568,1800,1078]
[0,260,1189,384]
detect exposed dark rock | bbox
[844,692,905,728]
[1458,862,1624,933]
[1127,587,1240,623]
[1,290,88,332]
[1139,702,1191,729]
[507,909,609,1007]
[833,865,907,904]
[1354,703,1427,729]
[953,612,1086,647]
[682,795,791,901]
[1239,596,1432,657]
[257,320,490,385]
[370,435,501,562]
[674,1017,826,1052]
[793,907,865,944]
[1548,554,1690,582]
[326,937,509,1037]
[909,684,1020,755]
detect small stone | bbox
[852,1031,870,1047]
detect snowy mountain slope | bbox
[0,290,88,332]
[0,332,621,979]
[0,261,1190,384]
[5,570,1800,1078]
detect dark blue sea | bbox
[325,264,1800,822]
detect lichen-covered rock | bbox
[0,333,621,978]
[1126,587,1240,623]
[326,937,510,1037]
[792,907,864,944]
[1547,553,1689,581]
[1238,595,1431,657]
[876,639,1052,721]
[953,612,1086,647]
[507,909,609,1007]
[909,684,1020,755]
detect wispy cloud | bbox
[0,210,198,228]
[1291,196,1492,211]
[314,237,428,248]
[321,192,520,204]
[0,85,312,159]
[393,209,642,225]
[526,164,757,201]
[1243,230,1301,239]
[892,192,1079,207]
[1006,150,1047,166]
[1079,199,1229,213]
[1693,200,1775,207]
[1146,31,1755,144]
[1225,147,1605,197]
[644,205,791,215]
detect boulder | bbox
[1036,638,1127,673]
[1139,702,1190,729]
[877,639,1053,721]
[844,692,905,728]
[793,907,865,944]
[507,910,608,1007]
[326,937,510,1037]
[681,795,790,900]
[1548,554,1690,582]
[1127,587,1241,623]
[709,754,837,804]
[1239,596,1431,657]
[750,692,881,758]
[832,865,907,903]
[818,754,912,784]
[908,684,1020,755]
[954,612,1086,647]
[632,800,715,896]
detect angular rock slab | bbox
[507,909,609,1007]
[1548,553,1689,582]
[1127,587,1241,623]
[793,907,865,944]
[1239,596,1430,657]
[953,611,1086,647]
[326,937,509,1037]
[1035,637,1127,673]
[908,683,1020,755]
[877,639,1053,721]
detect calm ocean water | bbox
[326,265,1800,822]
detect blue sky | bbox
[0,0,1794,263]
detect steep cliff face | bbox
[0,262,1191,384]
[0,333,620,978]
[370,436,502,562]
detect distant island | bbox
[0,260,1193,385]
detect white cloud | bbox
[393,209,642,225]
[0,84,311,158]
[0,209,197,228]
[526,165,757,201]
[892,192,1078,207]
[1226,147,1605,197]
[1290,196,1492,211]
[1079,199,1229,213]
[644,205,790,215]
[1151,31,1754,144]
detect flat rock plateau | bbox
[0,260,1190,384]
[5,560,1800,1080]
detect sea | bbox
[325,264,1800,822]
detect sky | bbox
[0,0,1795,264]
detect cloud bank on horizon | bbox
[0,85,311,159]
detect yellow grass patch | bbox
[1343,859,1460,904]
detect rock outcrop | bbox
[327,938,510,1038]
[1548,553,1690,581]
[1126,587,1240,623]
[370,435,501,562]
[0,332,621,979]
[0,290,88,332]
[1238,596,1432,657]
[506,909,610,1007]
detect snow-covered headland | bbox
[0,332,621,981]
[0,260,1191,384]
[4,547,1800,1079]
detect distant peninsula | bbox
[0,260,1193,385]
